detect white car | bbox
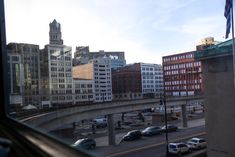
[187,138,206,150]
[168,143,190,155]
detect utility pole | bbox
[160,93,169,157]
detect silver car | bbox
[187,137,206,150]
[168,142,190,155]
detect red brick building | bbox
[112,63,142,100]
[162,51,202,96]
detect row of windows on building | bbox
[51,78,72,83]
[142,76,163,79]
[94,73,111,76]
[50,55,71,61]
[51,73,71,77]
[95,93,112,96]
[95,85,112,88]
[51,90,73,94]
[142,72,162,75]
[50,62,71,66]
[95,97,112,101]
[143,80,163,83]
[164,79,202,85]
[94,68,111,71]
[75,95,93,100]
[143,85,164,88]
[163,53,193,62]
[21,47,39,53]
[143,89,163,92]
[164,68,201,75]
[74,84,93,88]
[51,84,72,89]
[94,64,110,68]
[165,84,201,90]
[94,81,111,84]
[52,95,73,101]
[141,67,162,71]
[74,89,93,94]
[51,79,73,83]
[164,62,201,70]
[50,67,71,72]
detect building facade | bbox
[162,51,202,96]
[73,57,112,103]
[7,53,23,108]
[40,20,73,107]
[7,43,41,108]
[73,78,94,104]
[73,47,126,69]
[140,63,164,98]
[112,63,142,100]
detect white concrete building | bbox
[140,63,163,97]
[92,57,112,102]
[73,79,94,104]
[73,57,112,103]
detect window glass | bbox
[3,0,233,156]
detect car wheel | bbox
[90,144,95,149]
[177,151,182,157]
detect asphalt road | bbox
[91,125,205,157]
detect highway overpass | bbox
[21,96,203,133]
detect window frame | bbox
[0,0,92,156]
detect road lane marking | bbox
[106,132,206,157]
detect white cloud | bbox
[181,16,225,39]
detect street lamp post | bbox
[160,93,169,157]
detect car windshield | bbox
[169,144,177,149]
[145,127,155,130]
[74,139,85,145]
[189,139,198,143]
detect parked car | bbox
[187,137,206,150]
[72,138,96,149]
[168,142,191,155]
[121,130,142,141]
[92,118,107,128]
[141,126,162,136]
[161,124,178,132]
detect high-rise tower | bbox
[49,19,63,45]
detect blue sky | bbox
[5,0,227,64]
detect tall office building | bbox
[7,43,41,108]
[162,51,202,97]
[73,57,112,102]
[40,20,73,107]
[162,38,217,97]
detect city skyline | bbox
[5,0,227,64]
